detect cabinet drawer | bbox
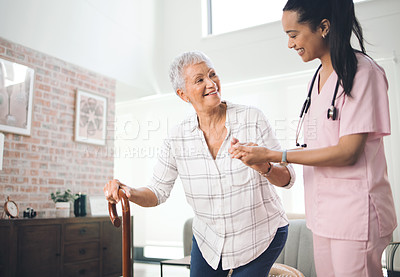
[64,223,100,241]
[64,241,99,263]
[63,260,99,277]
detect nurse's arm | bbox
[285,133,368,167]
[231,133,368,167]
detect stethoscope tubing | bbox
[296,64,340,147]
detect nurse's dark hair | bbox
[283,0,366,96]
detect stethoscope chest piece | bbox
[326,77,340,120]
[327,105,337,120]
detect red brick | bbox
[6,48,25,61]
[3,168,20,175]
[22,136,41,144]
[36,67,52,76]
[29,195,48,202]
[4,151,21,158]
[38,83,51,92]
[61,68,76,77]
[36,130,49,138]
[10,177,28,184]
[20,185,38,193]
[6,193,26,202]
[0,176,10,183]
[35,98,51,107]
[32,121,41,128]
[27,56,44,67]
[21,152,40,160]
[45,63,61,72]
[13,45,35,57]
[35,90,43,98]
[30,170,39,176]
[0,38,13,48]
[39,202,55,209]
[55,73,68,82]
[41,108,57,116]
[14,143,29,151]
[48,178,65,186]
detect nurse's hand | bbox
[104,179,132,204]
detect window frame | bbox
[205,0,371,36]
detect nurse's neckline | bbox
[317,67,335,94]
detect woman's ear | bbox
[177,89,190,103]
[320,19,331,38]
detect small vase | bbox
[55,202,70,217]
[74,194,87,217]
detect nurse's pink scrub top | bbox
[303,53,397,241]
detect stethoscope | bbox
[295,64,340,148]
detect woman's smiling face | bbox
[177,61,221,112]
[282,10,329,63]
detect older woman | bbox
[104,51,296,276]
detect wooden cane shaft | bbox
[108,189,132,277]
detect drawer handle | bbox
[79,228,87,234]
[79,269,86,275]
[79,248,86,255]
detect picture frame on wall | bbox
[74,89,107,145]
[0,58,35,136]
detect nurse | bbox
[229,0,397,276]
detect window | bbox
[207,0,287,35]
[206,0,370,36]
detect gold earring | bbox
[322,34,326,39]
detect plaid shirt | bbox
[147,101,295,270]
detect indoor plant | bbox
[50,189,78,217]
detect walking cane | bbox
[108,189,133,277]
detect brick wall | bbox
[0,37,116,217]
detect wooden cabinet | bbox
[0,216,133,277]
[17,224,62,277]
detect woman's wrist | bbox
[258,162,273,178]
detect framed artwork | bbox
[0,58,35,136]
[74,89,107,145]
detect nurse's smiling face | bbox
[282,11,330,63]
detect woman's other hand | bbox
[104,179,132,204]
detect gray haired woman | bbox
[104,51,295,276]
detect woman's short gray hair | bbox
[169,51,214,93]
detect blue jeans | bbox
[190,225,288,277]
